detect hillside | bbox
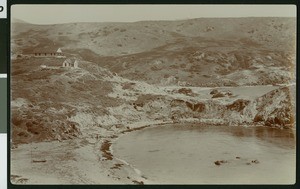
[12,17,296,55]
[11,17,296,87]
[11,58,295,144]
[11,17,296,145]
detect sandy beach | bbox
[11,120,174,184]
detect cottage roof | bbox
[63,58,73,64]
[57,48,62,53]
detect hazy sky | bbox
[11,4,296,24]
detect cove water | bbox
[113,124,295,184]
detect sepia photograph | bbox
[10,4,296,184]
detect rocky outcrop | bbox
[253,87,294,128]
[226,99,250,112]
[128,87,294,128]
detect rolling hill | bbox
[11,17,296,87]
[11,17,296,144]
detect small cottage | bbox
[62,58,78,68]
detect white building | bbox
[62,59,79,68]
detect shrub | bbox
[178,88,193,96]
[254,114,264,122]
[212,93,225,98]
[122,82,135,90]
[210,89,219,95]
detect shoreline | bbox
[10,119,295,185]
[10,120,175,185]
[99,120,175,184]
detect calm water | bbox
[113,124,296,184]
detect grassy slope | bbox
[11,17,296,144]
[11,57,123,144]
